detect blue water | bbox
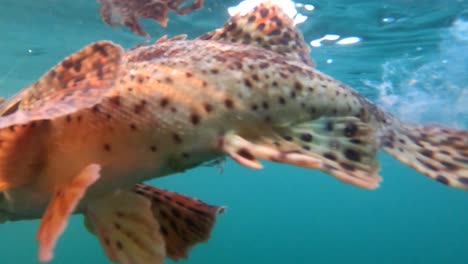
[0,0,467,263]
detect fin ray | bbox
[98,0,204,36]
[133,184,224,260]
[198,1,314,66]
[220,116,381,189]
[383,123,468,189]
[0,41,123,129]
[85,190,166,264]
[37,164,101,262]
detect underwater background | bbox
[0,0,467,263]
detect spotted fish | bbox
[0,1,467,264]
[97,0,204,36]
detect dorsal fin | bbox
[198,1,314,66]
[0,41,123,128]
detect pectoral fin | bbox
[36,164,101,262]
[220,133,323,170]
[84,189,166,264]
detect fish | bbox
[0,1,467,263]
[97,0,204,36]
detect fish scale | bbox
[0,2,466,264]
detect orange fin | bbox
[98,0,204,36]
[198,1,314,66]
[383,123,468,189]
[133,184,224,260]
[2,41,122,116]
[36,164,101,262]
[0,42,121,190]
[0,41,122,128]
[84,189,165,264]
[220,133,323,170]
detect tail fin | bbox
[382,123,468,189]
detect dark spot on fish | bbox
[93,43,108,57]
[92,105,100,113]
[282,135,293,141]
[269,29,281,36]
[160,210,168,219]
[324,152,337,161]
[160,97,169,108]
[224,99,234,109]
[458,177,468,185]
[203,103,213,112]
[257,23,266,31]
[440,161,459,171]
[420,150,434,158]
[183,216,198,229]
[187,207,210,218]
[416,158,438,171]
[344,149,361,162]
[116,241,123,250]
[271,16,283,27]
[170,220,178,231]
[454,157,468,165]
[294,81,303,91]
[340,162,356,171]
[227,22,237,31]
[115,211,125,217]
[237,148,255,161]
[325,121,334,131]
[96,64,104,80]
[344,122,358,137]
[172,133,182,144]
[435,175,449,185]
[278,96,286,105]
[160,226,168,237]
[134,100,147,114]
[171,209,181,219]
[300,133,313,142]
[259,62,269,69]
[150,145,157,152]
[73,60,82,72]
[61,59,73,69]
[259,8,269,18]
[109,95,121,106]
[244,78,252,88]
[190,113,201,125]
[104,144,111,152]
[1,100,21,117]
